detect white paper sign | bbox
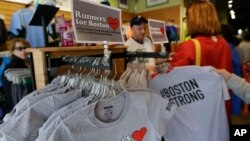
[148,19,169,44]
[72,0,124,44]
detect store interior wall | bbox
[133,0,181,13]
[0,0,233,45]
[139,5,181,25]
[0,1,25,29]
[0,1,137,28]
[108,0,134,13]
[216,0,228,24]
[0,0,190,48]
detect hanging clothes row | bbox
[0,53,176,141]
[0,49,230,141]
[44,51,169,84]
[4,68,33,107]
[118,63,148,89]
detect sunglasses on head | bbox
[14,47,27,51]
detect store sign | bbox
[72,0,124,44]
[148,19,168,44]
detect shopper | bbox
[1,38,30,114]
[237,32,250,62]
[217,69,250,104]
[171,1,232,71]
[125,16,156,72]
[170,0,233,119]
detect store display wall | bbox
[134,0,181,13]
[139,5,180,26]
[0,1,24,29]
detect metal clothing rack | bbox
[45,51,169,81]
[26,46,127,90]
[125,51,169,58]
[26,46,169,90]
[46,51,169,72]
[45,54,115,84]
[48,56,112,70]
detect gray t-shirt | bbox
[0,89,83,141]
[47,90,176,141]
[148,66,230,141]
[9,75,62,112]
[36,97,90,141]
[2,84,67,124]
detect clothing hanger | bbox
[109,59,121,97]
[88,60,103,102]
[60,56,71,84]
[78,57,92,90]
[72,66,83,88]
[127,63,139,87]
[0,51,11,57]
[5,69,30,82]
[132,64,140,88]
[65,57,79,85]
[66,56,80,88]
[139,64,147,88]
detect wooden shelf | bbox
[26,45,127,53]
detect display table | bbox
[26,46,127,90]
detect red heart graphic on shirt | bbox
[160,27,165,35]
[107,17,119,31]
[132,127,147,141]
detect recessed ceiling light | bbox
[231,14,236,19]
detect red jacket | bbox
[171,36,233,121]
[171,36,233,72]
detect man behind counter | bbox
[125,16,156,72]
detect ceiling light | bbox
[231,14,236,19]
[230,10,235,15]
[238,29,243,35]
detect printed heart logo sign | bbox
[107,17,119,31]
[132,127,147,141]
[160,27,165,35]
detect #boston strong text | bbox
[160,79,205,107]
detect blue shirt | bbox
[228,42,241,76]
[9,8,45,47]
[0,56,11,87]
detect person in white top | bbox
[237,32,250,62]
[217,69,250,104]
[125,16,156,72]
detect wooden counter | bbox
[26,46,127,90]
